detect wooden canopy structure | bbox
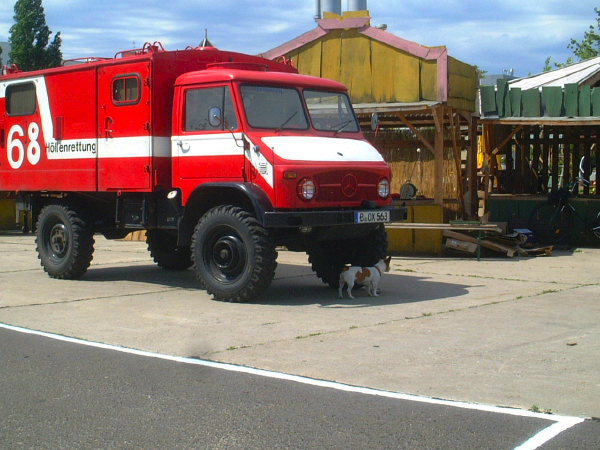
[479,58,600,199]
[262,10,479,220]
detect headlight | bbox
[378,178,390,199]
[297,178,316,201]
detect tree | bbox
[544,7,600,71]
[9,0,62,71]
[568,7,600,61]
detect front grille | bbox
[314,170,380,203]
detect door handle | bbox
[104,116,114,138]
[177,140,190,152]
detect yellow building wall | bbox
[280,14,477,110]
[371,41,420,103]
[447,56,478,111]
[286,30,428,105]
[386,204,443,254]
[0,200,16,230]
[420,59,438,102]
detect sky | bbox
[0,0,599,78]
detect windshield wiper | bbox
[331,119,354,135]
[276,111,298,132]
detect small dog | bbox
[338,256,392,299]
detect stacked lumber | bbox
[443,230,553,257]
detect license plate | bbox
[355,210,390,224]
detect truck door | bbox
[174,84,243,181]
[97,63,152,190]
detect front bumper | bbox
[263,206,407,228]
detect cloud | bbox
[1,0,599,77]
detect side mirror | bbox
[371,112,379,131]
[209,107,222,128]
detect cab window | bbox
[240,85,308,130]
[112,75,140,105]
[304,90,359,133]
[6,82,36,116]
[184,86,238,132]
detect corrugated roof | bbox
[509,56,600,90]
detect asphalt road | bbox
[1,233,599,448]
[2,326,597,450]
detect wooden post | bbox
[449,110,466,217]
[466,113,478,218]
[432,106,445,206]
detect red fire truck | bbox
[0,42,405,302]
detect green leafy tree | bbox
[544,7,600,71]
[568,7,600,60]
[9,0,62,71]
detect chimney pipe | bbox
[347,0,367,11]
[315,0,342,18]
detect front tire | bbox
[36,202,95,279]
[307,224,388,287]
[191,206,277,302]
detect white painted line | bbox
[514,418,585,450]
[1,322,585,449]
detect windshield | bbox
[240,85,309,130]
[304,90,359,133]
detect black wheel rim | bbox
[203,226,248,284]
[45,220,69,263]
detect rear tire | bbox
[146,229,192,271]
[36,202,95,279]
[528,201,573,245]
[191,206,277,302]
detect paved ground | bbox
[0,233,598,419]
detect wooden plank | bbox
[564,134,572,185]
[491,125,523,155]
[371,40,420,103]
[531,126,541,194]
[321,30,342,83]
[480,85,497,114]
[510,88,522,117]
[541,137,549,192]
[504,83,512,117]
[579,85,591,116]
[564,83,579,117]
[295,39,322,78]
[584,137,592,195]
[388,223,501,231]
[550,130,560,189]
[340,28,372,103]
[496,78,507,117]
[514,126,523,193]
[522,88,541,117]
[420,59,438,102]
[449,111,466,216]
[542,86,563,117]
[396,112,435,154]
[442,229,525,257]
[592,87,600,116]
